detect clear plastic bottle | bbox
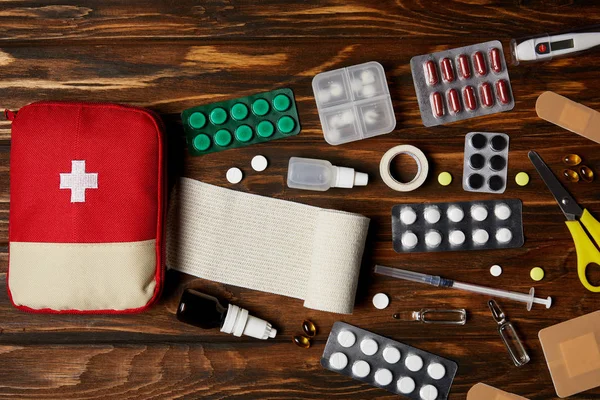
[286,157,368,191]
[177,289,277,340]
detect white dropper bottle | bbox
[286,157,369,191]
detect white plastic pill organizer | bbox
[462,132,509,194]
[312,61,396,145]
[321,322,458,400]
[391,199,524,253]
[410,40,514,127]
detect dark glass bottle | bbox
[177,289,228,329]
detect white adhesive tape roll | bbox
[379,145,429,192]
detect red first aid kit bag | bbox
[6,102,166,313]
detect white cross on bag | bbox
[59,160,98,203]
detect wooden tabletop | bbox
[1,1,600,399]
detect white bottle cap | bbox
[333,166,368,188]
[220,304,277,340]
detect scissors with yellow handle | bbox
[529,150,600,292]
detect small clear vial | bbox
[287,157,368,191]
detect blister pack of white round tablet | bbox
[391,199,523,253]
[321,321,458,399]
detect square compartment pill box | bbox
[410,40,514,127]
[312,61,396,145]
[463,132,510,194]
[182,88,301,156]
[321,321,458,399]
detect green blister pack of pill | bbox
[182,88,301,155]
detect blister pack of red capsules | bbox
[410,40,514,127]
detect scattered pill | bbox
[293,335,311,348]
[397,377,416,394]
[383,347,401,364]
[449,230,466,246]
[440,58,455,82]
[329,82,343,97]
[489,155,506,171]
[494,203,512,220]
[302,319,317,337]
[472,229,489,245]
[352,360,371,378]
[437,172,452,186]
[480,82,494,107]
[337,330,356,348]
[405,354,424,372]
[530,267,545,281]
[431,92,444,118]
[427,362,446,380]
[360,338,378,356]
[447,205,464,222]
[400,207,417,225]
[373,293,390,310]
[463,85,477,110]
[375,368,393,386]
[401,231,418,249]
[420,384,439,400]
[490,48,503,73]
[447,88,461,114]
[251,155,268,172]
[468,173,485,189]
[457,54,471,79]
[580,165,594,182]
[490,264,503,277]
[226,167,243,184]
[425,230,442,248]
[563,168,580,182]
[473,51,487,76]
[329,352,348,370]
[425,60,439,86]
[424,207,441,223]
[361,69,376,84]
[515,172,530,186]
[495,79,511,105]
[496,228,513,244]
[471,205,488,221]
[563,154,582,166]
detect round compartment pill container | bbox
[463,132,509,194]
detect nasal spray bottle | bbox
[177,289,277,340]
[286,157,368,191]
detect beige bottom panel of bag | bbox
[9,239,157,311]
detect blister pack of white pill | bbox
[321,322,458,399]
[391,199,523,253]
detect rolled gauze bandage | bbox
[380,145,429,191]
[166,178,370,314]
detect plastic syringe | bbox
[374,265,552,311]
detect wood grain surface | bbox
[1,1,600,399]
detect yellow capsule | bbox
[293,335,311,349]
[302,319,317,337]
[563,154,582,166]
[579,165,594,183]
[563,169,580,183]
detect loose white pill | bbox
[341,110,355,125]
[251,155,268,172]
[490,264,503,277]
[360,338,378,356]
[471,205,488,221]
[337,330,356,348]
[449,230,466,246]
[472,229,489,244]
[405,354,423,372]
[447,205,464,222]
[329,352,348,370]
[226,167,243,184]
[400,207,417,225]
[397,377,416,394]
[352,360,370,378]
[425,230,442,248]
[420,384,439,400]
[494,203,512,220]
[424,207,441,224]
[427,362,446,380]
[363,109,378,124]
[317,89,331,103]
[329,82,343,97]
[383,347,401,364]
[496,228,513,243]
[362,84,376,97]
[374,368,393,386]
[373,293,390,310]
[361,69,376,84]
[401,231,418,249]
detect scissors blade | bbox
[528,151,583,221]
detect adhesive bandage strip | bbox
[379,145,429,192]
[536,91,600,144]
[467,383,529,400]
[166,178,370,314]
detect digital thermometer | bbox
[514,32,600,62]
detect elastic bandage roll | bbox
[166,178,370,314]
